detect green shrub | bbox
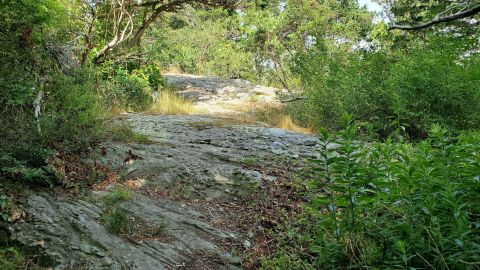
[0,66,107,187]
[386,46,480,136]
[41,69,106,151]
[264,118,480,269]
[291,40,480,139]
[100,63,167,112]
[0,152,56,187]
[131,64,165,91]
[112,69,152,111]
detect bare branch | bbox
[389,3,480,31]
[94,0,238,63]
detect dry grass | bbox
[147,91,196,115]
[240,103,313,134]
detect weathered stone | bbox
[11,75,323,269]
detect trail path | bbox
[10,74,319,269]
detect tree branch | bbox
[93,0,238,63]
[389,4,480,31]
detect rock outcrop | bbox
[8,75,318,269]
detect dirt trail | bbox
[8,75,319,269]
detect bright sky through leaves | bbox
[358,0,382,12]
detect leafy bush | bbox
[0,153,56,187]
[263,117,480,269]
[111,69,152,111]
[131,64,165,91]
[291,40,480,139]
[386,45,480,136]
[40,69,106,151]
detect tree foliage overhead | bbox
[383,0,480,30]
[78,0,240,63]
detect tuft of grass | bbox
[105,122,151,143]
[101,206,130,234]
[103,186,132,206]
[100,186,133,234]
[242,104,313,134]
[248,93,260,103]
[165,182,194,200]
[147,90,196,115]
[276,115,312,133]
[241,155,260,166]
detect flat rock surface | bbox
[163,73,283,114]
[9,75,319,269]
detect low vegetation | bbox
[0,194,11,222]
[147,90,197,115]
[103,186,133,206]
[101,207,131,234]
[1,0,479,269]
[0,248,26,270]
[262,116,480,269]
[105,122,151,144]
[289,40,480,139]
[246,104,313,134]
[101,187,133,234]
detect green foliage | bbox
[103,187,133,206]
[111,69,152,111]
[290,38,480,138]
[264,122,480,269]
[99,62,166,112]
[135,64,165,91]
[291,48,390,133]
[101,206,131,234]
[0,194,11,222]
[241,155,261,166]
[101,187,133,234]
[148,8,256,80]
[0,247,25,270]
[386,42,480,135]
[105,122,151,144]
[41,69,106,151]
[0,1,108,187]
[0,153,56,187]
